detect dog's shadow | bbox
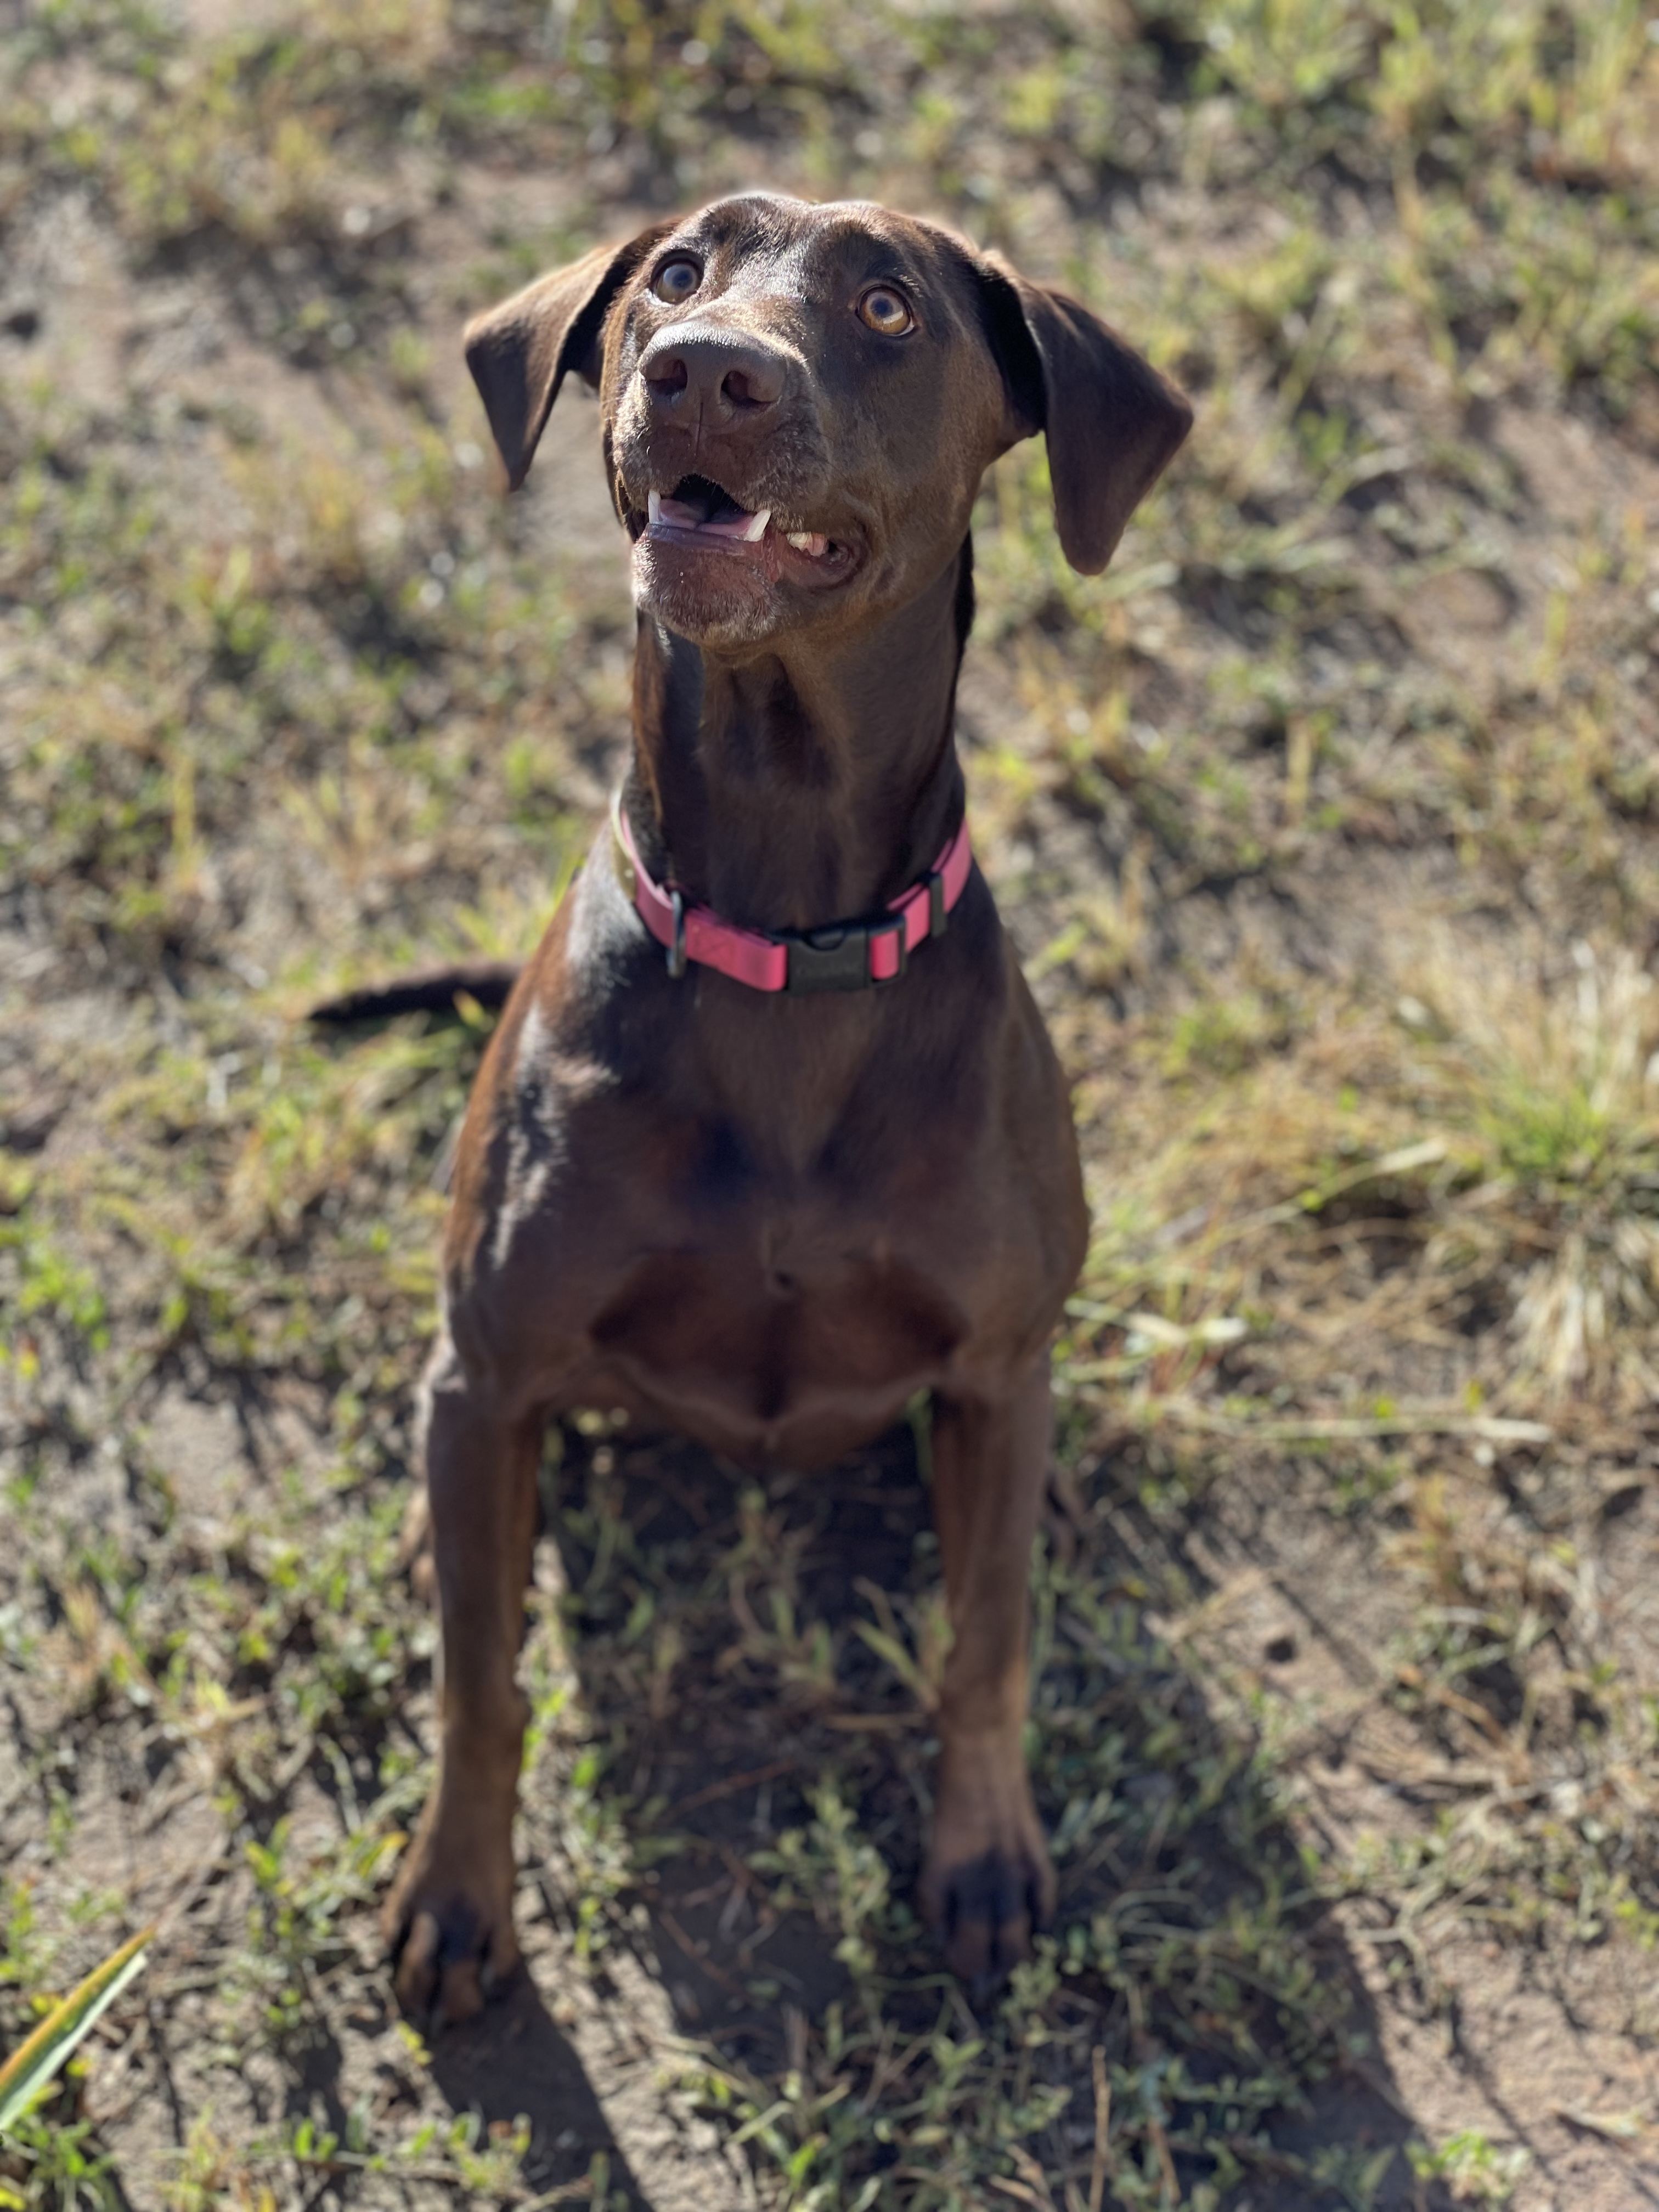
[427,1974,664,2207]
[425,1416,1454,2211]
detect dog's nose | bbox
[640,326,787,424]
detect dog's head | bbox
[465,193,1192,652]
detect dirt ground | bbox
[3,3,1659,2208]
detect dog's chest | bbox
[585,1203,968,1459]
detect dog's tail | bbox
[308,959,524,1025]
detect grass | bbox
[3,0,1659,2206]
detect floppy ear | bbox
[464,225,674,492]
[973,256,1193,575]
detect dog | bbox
[381,191,1191,2022]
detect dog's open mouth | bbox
[646,474,834,566]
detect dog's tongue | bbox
[649,487,770,543]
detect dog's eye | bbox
[857,285,914,336]
[652,256,703,304]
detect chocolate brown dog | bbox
[383,192,1190,2022]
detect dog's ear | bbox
[971,256,1192,575]
[464,225,674,492]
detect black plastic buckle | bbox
[665,889,687,979]
[782,913,907,994]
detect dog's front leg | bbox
[383,1335,543,2025]
[920,1365,1057,1987]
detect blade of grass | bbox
[0,1923,155,2135]
[1150,1401,1551,1446]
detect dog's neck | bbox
[622,540,972,936]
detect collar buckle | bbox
[782,913,906,994]
[785,920,870,994]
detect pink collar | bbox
[611,795,973,994]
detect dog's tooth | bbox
[647,489,662,526]
[741,507,771,543]
[786,530,828,556]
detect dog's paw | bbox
[919,1740,1055,1993]
[382,1815,520,2029]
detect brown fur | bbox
[382,192,1190,2019]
